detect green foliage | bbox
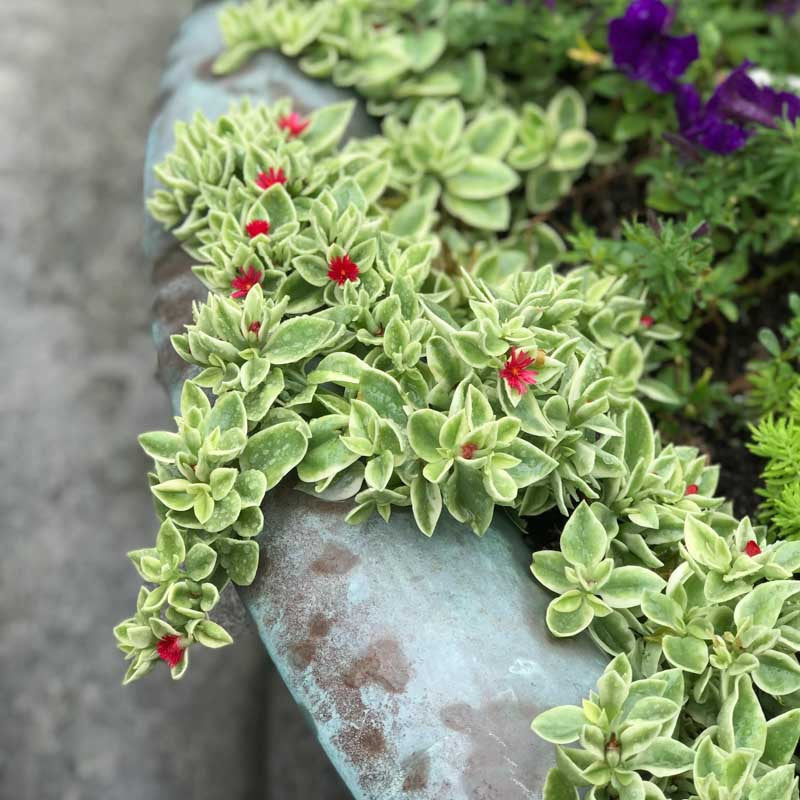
[747,295,800,541]
[122,0,800,793]
[748,390,800,541]
[643,122,800,261]
[536,655,800,800]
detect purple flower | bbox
[608,0,698,93]
[675,63,800,154]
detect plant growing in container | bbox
[118,0,800,796]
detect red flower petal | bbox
[246,219,270,238]
[640,315,655,328]
[156,635,184,668]
[255,167,287,190]
[460,442,478,460]
[327,254,359,286]
[248,321,261,334]
[499,348,539,395]
[744,540,762,557]
[685,484,698,495]
[278,111,309,138]
[231,265,263,299]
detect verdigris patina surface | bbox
[143,3,608,797]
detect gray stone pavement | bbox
[0,2,348,798]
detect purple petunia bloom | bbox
[608,0,699,93]
[675,63,800,154]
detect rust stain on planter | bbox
[310,542,360,575]
[402,752,430,793]
[343,639,411,694]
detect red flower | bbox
[744,540,762,557]
[685,484,698,495]
[156,635,184,668]
[460,442,478,460]
[640,315,655,328]
[231,265,263,299]
[327,254,359,286]
[248,321,261,334]
[278,111,309,138]
[246,219,270,238]
[255,167,287,190]
[499,348,539,395]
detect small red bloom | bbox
[685,484,699,495]
[248,320,261,334]
[278,111,309,138]
[156,635,184,668]
[327,254,360,286]
[255,167,287,190]
[231,265,263,299]
[640,315,655,328]
[499,348,539,395]
[744,540,762,557]
[246,219,270,238]
[461,442,478,460]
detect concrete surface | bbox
[0,2,348,798]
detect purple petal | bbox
[623,0,670,35]
[710,64,782,128]
[608,17,647,72]
[759,86,800,123]
[695,115,751,155]
[674,84,702,132]
[633,34,698,93]
[660,34,699,81]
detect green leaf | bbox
[464,108,518,158]
[359,367,407,427]
[305,101,354,154]
[444,156,519,200]
[542,768,579,800]
[410,476,442,537]
[750,766,797,800]
[601,566,665,608]
[217,537,259,586]
[185,543,217,581]
[193,619,233,649]
[441,192,511,232]
[241,421,310,489]
[628,737,694,778]
[550,129,595,171]
[525,168,567,213]
[684,516,731,572]
[531,705,585,744]
[763,709,800,767]
[734,581,800,628]
[753,650,800,695]
[661,635,708,674]
[623,400,654,471]
[139,431,182,463]
[718,675,766,757]
[156,519,186,563]
[266,316,336,364]
[234,469,268,508]
[531,550,573,594]
[408,409,446,461]
[546,593,594,637]
[261,183,297,228]
[152,479,195,512]
[641,591,684,632]
[561,501,607,568]
[203,392,247,438]
[547,87,586,133]
[209,467,238,501]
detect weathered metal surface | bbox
[145,4,609,798]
